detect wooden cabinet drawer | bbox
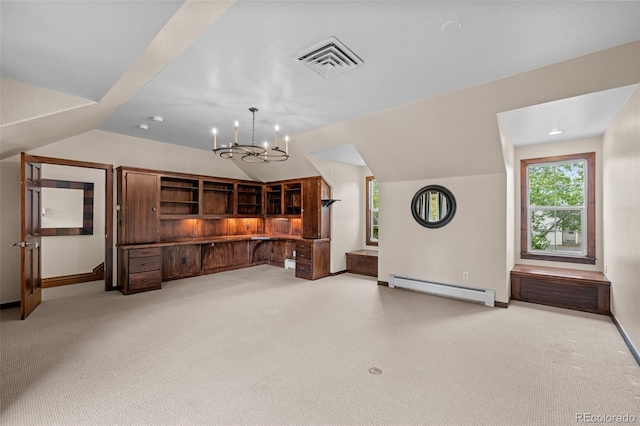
[520,278,598,310]
[295,262,313,279]
[129,270,162,291]
[129,255,161,273]
[296,248,312,263]
[294,239,330,280]
[129,247,161,258]
[296,240,312,251]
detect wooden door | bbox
[20,153,42,319]
[124,172,158,244]
[302,179,320,239]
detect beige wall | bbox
[0,129,253,303]
[498,118,515,298]
[305,155,370,272]
[41,165,105,278]
[0,159,22,303]
[514,136,604,271]
[603,86,640,351]
[379,173,509,304]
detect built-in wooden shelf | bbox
[510,264,610,315]
[346,249,378,277]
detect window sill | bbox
[366,241,378,247]
[520,252,596,265]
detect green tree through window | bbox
[528,161,585,252]
[521,152,595,264]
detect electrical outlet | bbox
[462,272,469,280]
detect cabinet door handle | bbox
[152,207,157,212]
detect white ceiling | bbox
[0,1,184,102]
[1,1,639,174]
[498,84,639,146]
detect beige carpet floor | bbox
[1,265,639,425]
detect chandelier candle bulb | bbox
[212,107,288,163]
[285,136,289,155]
[234,121,239,144]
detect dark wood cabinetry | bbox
[162,245,201,280]
[265,184,283,215]
[346,249,378,277]
[266,240,296,266]
[116,167,332,294]
[160,177,199,216]
[302,178,331,239]
[118,171,158,244]
[119,247,162,294]
[510,264,610,314]
[295,239,330,280]
[237,184,263,216]
[202,180,234,216]
[284,182,302,215]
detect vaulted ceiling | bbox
[1,1,639,182]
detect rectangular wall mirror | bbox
[41,179,94,236]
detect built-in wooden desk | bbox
[510,264,610,315]
[346,249,378,277]
[118,235,325,295]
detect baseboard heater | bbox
[388,275,495,307]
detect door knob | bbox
[11,241,38,248]
[152,207,157,212]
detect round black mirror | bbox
[411,185,456,228]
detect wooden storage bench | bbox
[346,249,378,277]
[510,264,610,315]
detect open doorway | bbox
[31,155,113,292]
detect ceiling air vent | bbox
[295,36,363,78]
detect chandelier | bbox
[212,107,289,163]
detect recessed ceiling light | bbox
[548,129,564,136]
[441,19,463,34]
[151,116,164,122]
[138,124,149,131]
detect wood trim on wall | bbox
[41,178,94,236]
[519,152,596,265]
[366,176,378,246]
[42,263,105,288]
[31,155,114,291]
